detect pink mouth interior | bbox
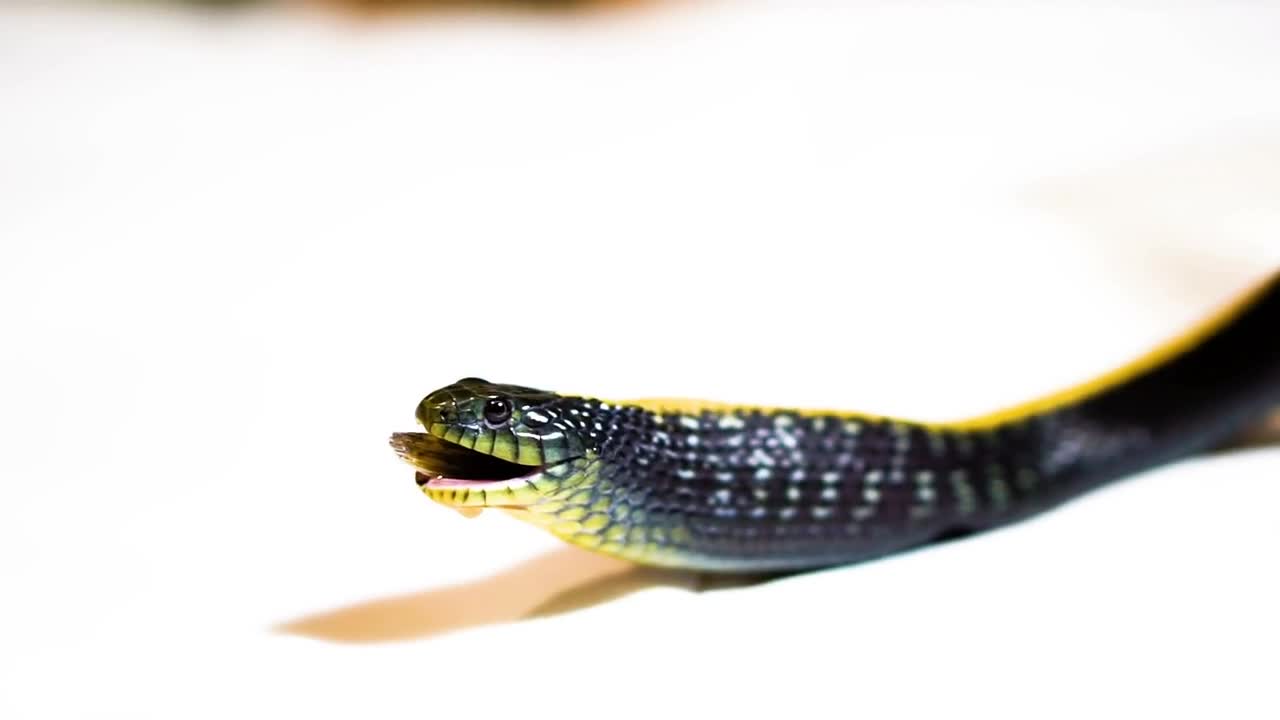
[425,477,500,489]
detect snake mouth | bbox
[388,432,543,490]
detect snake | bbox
[390,271,1280,572]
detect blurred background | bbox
[2,2,1278,718]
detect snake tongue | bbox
[413,471,515,489]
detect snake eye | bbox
[483,397,513,427]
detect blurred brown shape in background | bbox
[277,544,769,643]
[276,548,689,643]
[170,0,667,17]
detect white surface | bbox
[2,2,1279,718]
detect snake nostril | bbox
[416,394,452,427]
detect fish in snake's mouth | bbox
[388,432,546,491]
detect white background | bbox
[2,1,1279,718]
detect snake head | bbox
[390,377,603,514]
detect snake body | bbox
[392,272,1280,572]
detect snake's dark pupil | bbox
[483,397,512,425]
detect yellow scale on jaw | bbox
[422,451,701,569]
[539,470,697,568]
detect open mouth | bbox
[388,432,543,491]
